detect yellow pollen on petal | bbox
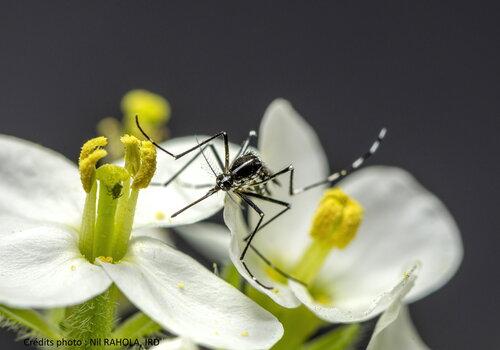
[309,188,363,249]
[132,141,157,189]
[265,265,287,284]
[241,330,249,337]
[97,256,114,264]
[177,281,185,289]
[155,211,166,220]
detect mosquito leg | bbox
[235,195,305,288]
[250,127,387,194]
[176,181,214,189]
[136,115,230,168]
[241,261,272,290]
[150,143,224,188]
[170,187,219,218]
[248,245,306,286]
[291,127,387,193]
[233,130,257,160]
[237,191,290,240]
[237,194,264,261]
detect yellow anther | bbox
[79,136,107,162]
[121,134,141,176]
[79,137,108,192]
[309,188,363,249]
[177,281,185,289]
[97,256,114,264]
[132,141,157,189]
[241,330,249,337]
[121,89,170,124]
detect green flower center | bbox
[78,135,156,263]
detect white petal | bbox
[0,135,84,227]
[132,227,174,246]
[175,222,231,263]
[289,263,420,323]
[153,338,199,350]
[250,99,329,264]
[0,220,111,308]
[326,166,463,303]
[367,274,429,350]
[132,136,240,228]
[367,306,429,350]
[224,197,301,308]
[100,236,283,350]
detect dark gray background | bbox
[1,1,498,349]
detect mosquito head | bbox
[216,173,233,191]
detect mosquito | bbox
[136,116,386,289]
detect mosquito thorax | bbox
[216,173,233,191]
[229,153,263,182]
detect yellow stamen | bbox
[78,137,108,193]
[79,136,107,161]
[309,188,363,249]
[121,89,170,124]
[293,188,363,285]
[132,141,157,189]
[120,134,141,176]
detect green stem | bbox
[301,324,361,350]
[65,286,118,350]
[111,312,161,341]
[94,184,119,258]
[0,305,62,340]
[79,182,97,261]
[271,306,324,350]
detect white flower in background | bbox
[0,134,282,350]
[367,269,430,350]
[152,337,199,350]
[221,99,463,322]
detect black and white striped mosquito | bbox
[136,116,386,289]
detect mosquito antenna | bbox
[135,115,176,157]
[195,136,218,177]
[296,127,387,193]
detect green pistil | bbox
[292,240,331,285]
[93,181,121,258]
[113,185,139,261]
[79,181,97,261]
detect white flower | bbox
[0,135,282,350]
[152,337,199,350]
[367,269,429,350]
[220,99,463,322]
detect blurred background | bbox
[1,1,498,348]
